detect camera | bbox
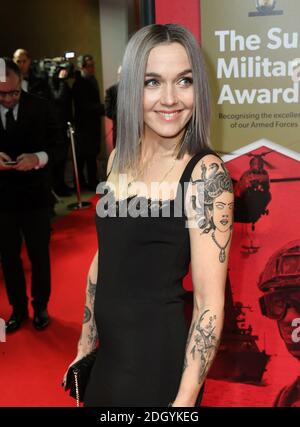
[32,51,76,80]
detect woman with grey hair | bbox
[64,23,233,407]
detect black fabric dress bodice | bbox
[84,150,215,407]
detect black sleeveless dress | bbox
[84,150,213,407]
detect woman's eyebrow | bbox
[145,69,193,78]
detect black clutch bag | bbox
[65,348,98,406]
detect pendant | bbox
[219,249,226,263]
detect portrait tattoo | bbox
[190,161,234,262]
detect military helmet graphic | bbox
[258,240,300,292]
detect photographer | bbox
[0,58,62,333]
[72,54,104,191]
[48,66,73,196]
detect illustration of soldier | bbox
[258,240,300,406]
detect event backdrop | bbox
[178,0,300,406]
[199,0,300,407]
[201,0,300,154]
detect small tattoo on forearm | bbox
[83,306,91,324]
[192,310,219,383]
[88,278,96,301]
[183,309,219,384]
[88,322,98,348]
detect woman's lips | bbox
[156,110,182,122]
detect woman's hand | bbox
[61,353,86,389]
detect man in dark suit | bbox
[72,54,104,191]
[0,58,61,332]
[13,48,50,99]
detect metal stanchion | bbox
[67,122,92,210]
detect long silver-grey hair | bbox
[112,23,211,177]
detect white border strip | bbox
[220,139,300,163]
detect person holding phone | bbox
[0,58,62,333]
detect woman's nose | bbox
[161,84,178,106]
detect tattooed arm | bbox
[172,155,233,407]
[76,150,117,354]
[62,251,99,386]
[77,250,99,356]
[76,150,116,356]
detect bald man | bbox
[13,48,50,99]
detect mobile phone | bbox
[5,160,17,165]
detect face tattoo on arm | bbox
[190,161,234,263]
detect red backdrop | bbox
[155,0,201,42]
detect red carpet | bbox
[0,197,98,407]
